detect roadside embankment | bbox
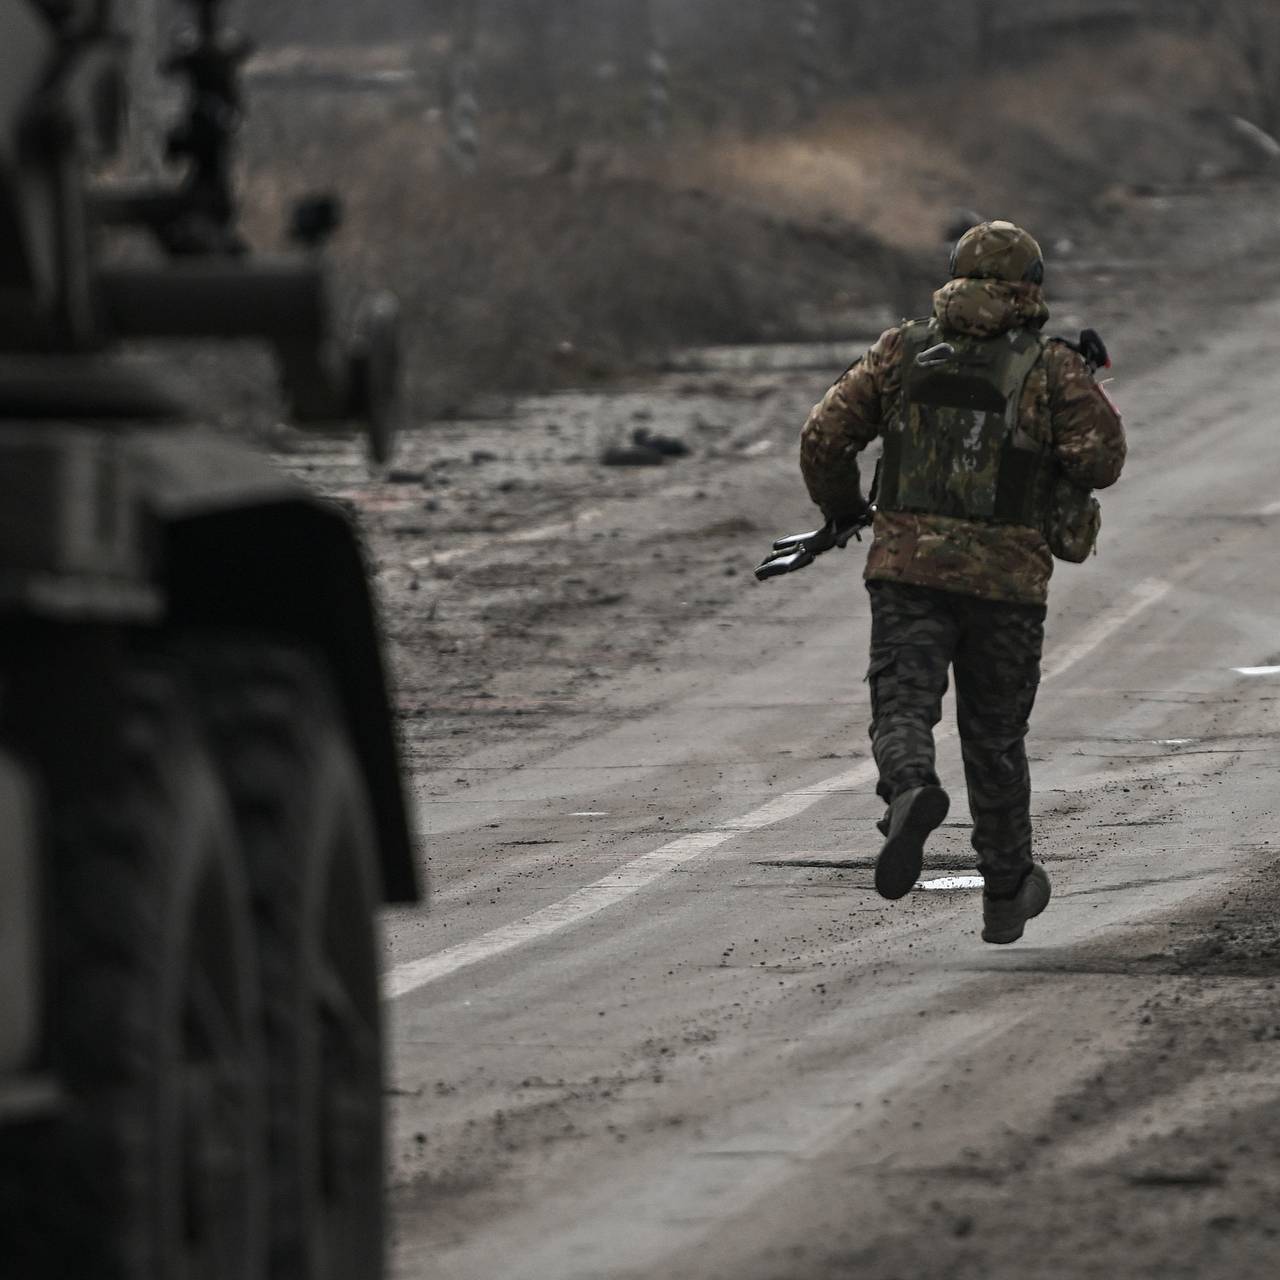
[239,32,1273,418]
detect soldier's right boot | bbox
[874,784,950,900]
[982,862,1052,944]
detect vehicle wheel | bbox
[1,656,266,1280]
[189,644,385,1280]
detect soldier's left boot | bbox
[875,784,950,900]
[982,863,1051,944]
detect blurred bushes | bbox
[225,4,1268,419]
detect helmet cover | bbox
[949,220,1044,285]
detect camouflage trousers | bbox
[866,580,1046,894]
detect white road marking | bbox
[1234,665,1280,676]
[1040,577,1172,681]
[386,575,1181,999]
[384,762,881,998]
[569,811,610,817]
[408,507,603,570]
[917,875,985,891]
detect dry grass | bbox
[683,35,1232,250]
[239,93,930,415]
[233,32,1257,419]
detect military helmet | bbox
[949,220,1044,285]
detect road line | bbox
[386,574,1181,999]
[384,765,880,997]
[1040,576,1172,681]
[919,876,985,891]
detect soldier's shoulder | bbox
[894,317,932,341]
[865,321,918,363]
[1041,336,1092,379]
[1041,336,1123,425]
[834,324,907,384]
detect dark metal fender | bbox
[131,429,419,905]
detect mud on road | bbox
[723,868,1280,1280]
[276,178,1280,1279]
[279,179,1280,784]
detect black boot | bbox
[874,784,950,900]
[982,863,1051,944]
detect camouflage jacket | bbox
[799,277,1126,605]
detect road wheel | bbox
[1,656,266,1280]
[190,644,385,1280]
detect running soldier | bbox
[799,221,1126,943]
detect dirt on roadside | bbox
[324,170,1280,1279]
[786,860,1280,1280]
[243,38,1280,1274]
[240,32,1267,416]
[244,37,1280,794]
[275,172,1280,785]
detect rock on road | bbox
[361,280,1280,1278]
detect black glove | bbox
[829,492,874,530]
[755,512,870,581]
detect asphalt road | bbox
[380,289,1280,1279]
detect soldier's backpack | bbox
[877,320,1100,561]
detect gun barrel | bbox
[771,525,827,552]
[100,261,329,345]
[754,515,870,581]
[98,263,400,446]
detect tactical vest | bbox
[876,320,1050,527]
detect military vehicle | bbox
[0,2,417,1276]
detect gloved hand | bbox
[828,494,874,531]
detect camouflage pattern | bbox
[799,276,1126,605]
[948,220,1044,284]
[864,511,1055,603]
[1045,474,1101,563]
[879,321,1046,523]
[867,579,1045,894]
[933,276,1048,337]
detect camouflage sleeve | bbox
[1045,341,1126,490]
[799,326,904,521]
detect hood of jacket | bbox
[932,276,1050,338]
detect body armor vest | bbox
[876,320,1050,527]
